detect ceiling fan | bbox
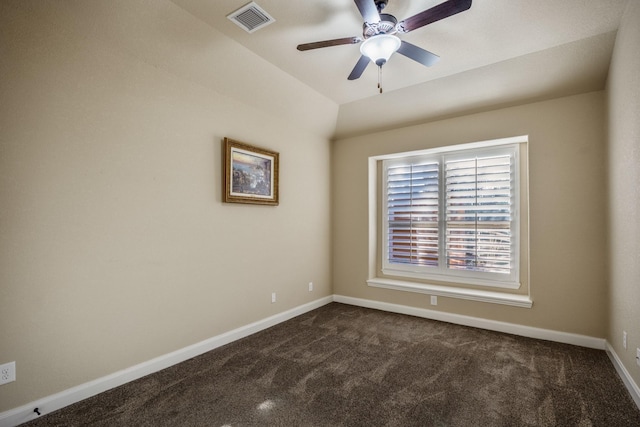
[297,0,472,92]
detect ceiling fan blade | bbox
[297,37,363,51]
[354,0,381,24]
[348,55,371,80]
[397,0,472,33]
[397,41,440,67]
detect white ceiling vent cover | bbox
[227,2,275,33]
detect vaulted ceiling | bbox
[170,0,628,138]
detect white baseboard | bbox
[333,295,606,349]
[606,342,640,410]
[0,296,333,427]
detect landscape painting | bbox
[223,138,279,205]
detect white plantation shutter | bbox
[445,154,513,274]
[387,162,439,267]
[382,143,519,288]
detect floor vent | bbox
[227,2,275,33]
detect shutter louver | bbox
[387,162,439,267]
[445,155,513,274]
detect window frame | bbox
[378,137,525,290]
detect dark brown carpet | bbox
[22,303,640,426]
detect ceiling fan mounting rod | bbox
[374,0,389,13]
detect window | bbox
[380,139,522,289]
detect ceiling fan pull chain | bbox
[378,66,383,93]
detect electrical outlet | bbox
[271,292,276,303]
[623,331,627,349]
[430,295,437,306]
[308,282,313,292]
[0,361,16,386]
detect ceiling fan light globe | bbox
[360,34,401,66]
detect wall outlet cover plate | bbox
[0,361,16,385]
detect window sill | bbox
[366,277,533,308]
[381,267,521,290]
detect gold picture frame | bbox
[223,137,279,206]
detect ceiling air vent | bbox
[227,2,275,33]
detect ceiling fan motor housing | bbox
[363,13,398,38]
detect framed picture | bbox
[223,137,279,205]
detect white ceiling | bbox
[170,0,628,138]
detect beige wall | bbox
[0,0,334,412]
[607,0,640,388]
[333,91,608,337]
